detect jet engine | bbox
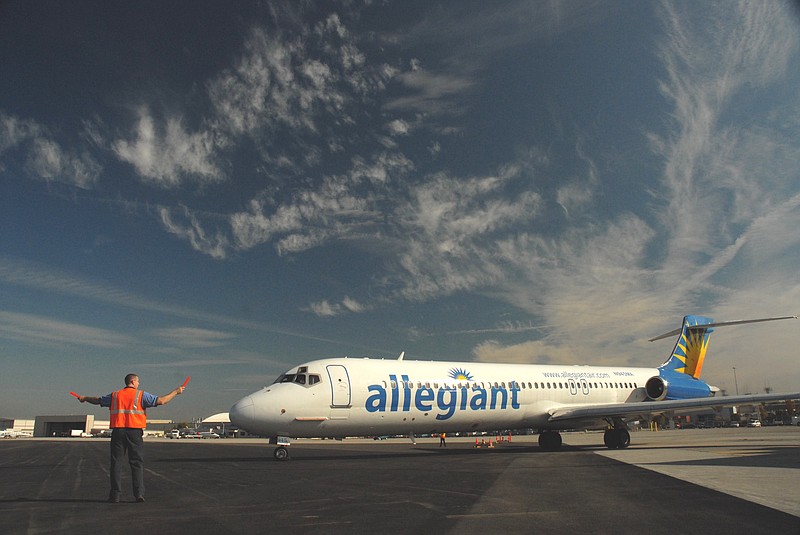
[645,376,667,401]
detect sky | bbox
[2,1,800,422]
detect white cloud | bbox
[0,310,133,349]
[306,296,367,318]
[25,138,101,189]
[206,16,385,143]
[112,107,221,187]
[151,327,235,348]
[385,68,475,115]
[473,339,580,366]
[387,119,410,136]
[0,111,42,154]
[0,255,347,345]
[308,300,340,317]
[1,111,101,188]
[342,296,365,313]
[160,206,230,259]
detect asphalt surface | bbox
[1,428,798,534]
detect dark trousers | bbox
[110,428,145,498]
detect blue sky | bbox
[2,1,800,422]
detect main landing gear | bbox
[603,428,630,449]
[603,419,631,449]
[538,430,562,451]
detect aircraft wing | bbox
[547,391,800,421]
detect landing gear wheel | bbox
[538,431,562,451]
[603,429,630,449]
[617,429,630,449]
[273,446,290,461]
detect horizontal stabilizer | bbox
[649,315,797,342]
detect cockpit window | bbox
[274,369,322,388]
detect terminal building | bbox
[7,414,238,438]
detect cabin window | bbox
[309,375,320,385]
[294,374,306,385]
[391,380,397,389]
[634,383,637,388]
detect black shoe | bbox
[135,496,145,503]
[108,494,120,503]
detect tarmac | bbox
[1,427,798,534]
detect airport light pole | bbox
[732,366,739,395]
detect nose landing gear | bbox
[271,436,292,461]
[273,446,290,461]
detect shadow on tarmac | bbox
[152,443,560,464]
[0,497,110,504]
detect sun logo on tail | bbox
[672,327,710,378]
[448,368,474,381]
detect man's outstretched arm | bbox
[157,385,185,406]
[76,395,101,405]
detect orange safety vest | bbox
[109,387,147,428]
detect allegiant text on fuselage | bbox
[365,374,521,421]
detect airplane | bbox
[0,429,32,439]
[229,315,800,460]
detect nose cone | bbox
[229,395,255,432]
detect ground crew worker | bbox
[74,373,185,503]
[440,432,446,447]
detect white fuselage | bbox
[229,357,658,438]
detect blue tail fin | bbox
[648,314,796,400]
[659,315,714,379]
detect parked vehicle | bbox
[746,419,762,427]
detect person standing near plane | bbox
[74,374,185,503]
[439,432,446,447]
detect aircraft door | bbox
[580,379,590,395]
[327,365,352,408]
